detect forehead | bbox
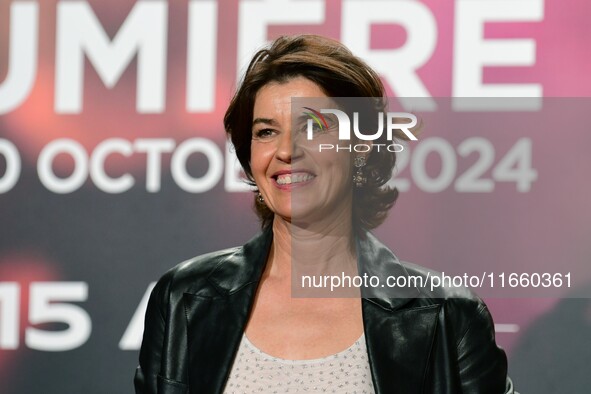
[253,77,328,116]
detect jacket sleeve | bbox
[455,302,516,394]
[134,275,170,394]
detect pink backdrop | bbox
[1,0,590,392]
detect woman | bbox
[134,35,514,394]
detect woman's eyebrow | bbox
[295,114,310,123]
[252,117,278,126]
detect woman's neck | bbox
[267,214,358,284]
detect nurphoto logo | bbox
[304,107,418,153]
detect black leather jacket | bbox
[134,227,514,393]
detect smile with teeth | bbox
[275,173,315,185]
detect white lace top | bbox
[222,334,375,393]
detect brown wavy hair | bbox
[224,35,400,230]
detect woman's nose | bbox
[275,127,303,163]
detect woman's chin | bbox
[290,206,336,228]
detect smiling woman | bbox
[134,35,515,394]
[250,78,356,226]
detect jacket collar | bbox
[355,230,421,310]
[204,225,421,309]
[204,225,273,297]
[184,227,438,393]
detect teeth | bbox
[276,173,314,185]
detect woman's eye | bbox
[253,128,275,139]
[299,121,325,136]
[311,123,324,133]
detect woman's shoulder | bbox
[152,245,245,300]
[360,232,490,318]
[151,229,272,303]
[399,260,477,300]
[396,260,495,334]
[171,246,244,277]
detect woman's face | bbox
[250,77,355,225]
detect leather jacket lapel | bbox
[357,231,440,393]
[363,300,441,393]
[356,231,421,305]
[184,291,255,393]
[183,228,272,394]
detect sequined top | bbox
[222,334,375,393]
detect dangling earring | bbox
[257,192,265,204]
[353,156,367,187]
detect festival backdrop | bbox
[1,0,590,393]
